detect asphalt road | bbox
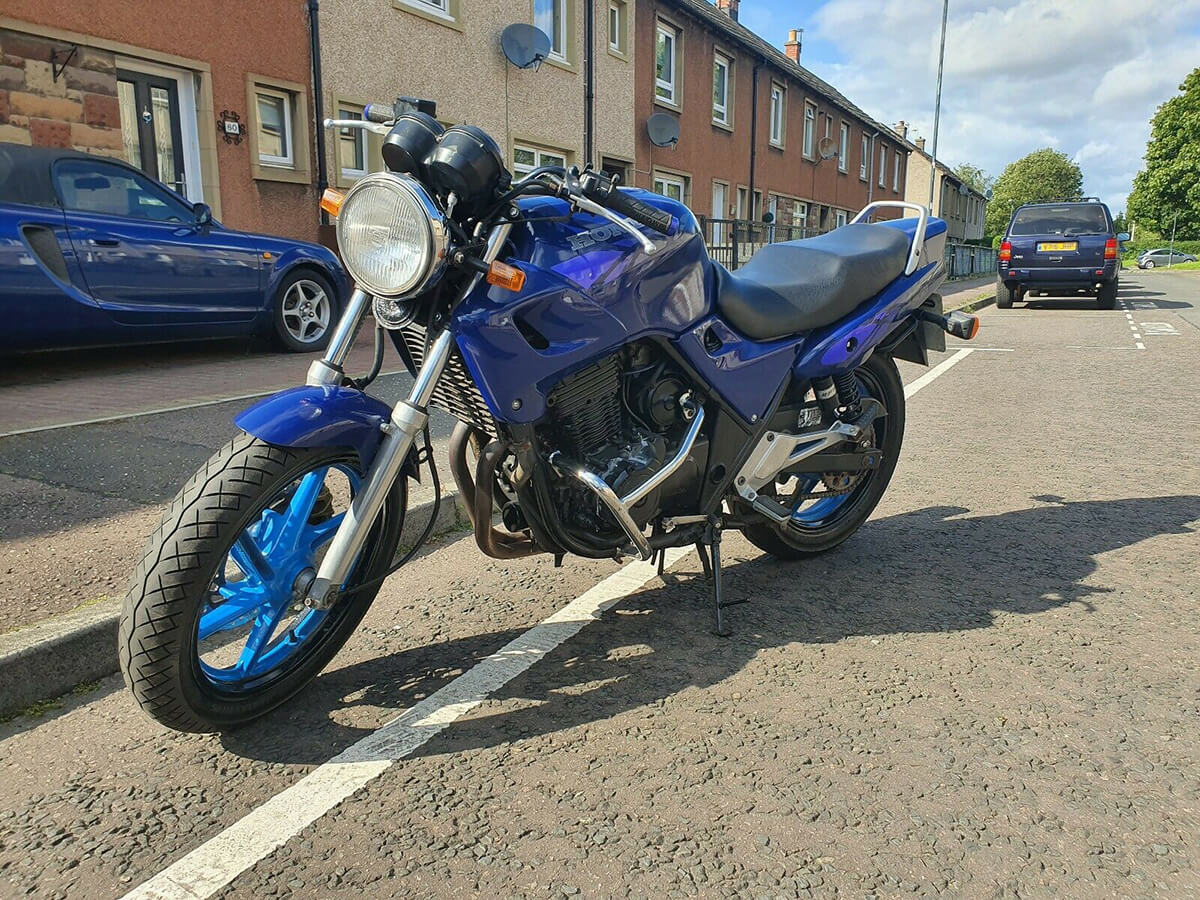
[1,270,1198,899]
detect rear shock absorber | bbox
[833,372,862,420]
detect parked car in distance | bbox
[995,199,1129,310]
[0,144,349,354]
[1137,248,1198,268]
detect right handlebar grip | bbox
[363,103,394,124]
[603,188,677,236]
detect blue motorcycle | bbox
[119,109,978,732]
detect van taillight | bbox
[1104,238,1118,259]
[999,241,1012,262]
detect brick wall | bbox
[0,28,124,157]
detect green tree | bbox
[1127,67,1200,240]
[953,164,994,195]
[1113,211,1128,235]
[984,148,1084,239]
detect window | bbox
[879,146,887,187]
[893,152,900,192]
[836,209,848,228]
[55,158,191,222]
[653,172,687,203]
[255,88,292,168]
[736,185,748,219]
[512,144,567,177]
[839,122,849,172]
[608,1,626,55]
[860,135,868,179]
[803,102,815,157]
[393,0,460,27]
[752,189,762,221]
[535,0,569,63]
[338,107,366,181]
[791,202,807,227]
[711,180,728,243]
[656,23,678,105]
[712,53,731,126]
[769,84,785,146]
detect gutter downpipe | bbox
[748,58,762,214]
[308,0,329,225]
[584,0,595,165]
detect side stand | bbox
[696,518,745,636]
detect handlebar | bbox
[362,102,395,125]
[579,171,677,237]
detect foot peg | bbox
[919,308,979,340]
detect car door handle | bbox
[89,236,121,246]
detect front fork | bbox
[304,222,512,608]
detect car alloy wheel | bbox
[280,279,332,345]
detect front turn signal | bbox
[320,188,345,218]
[486,260,526,292]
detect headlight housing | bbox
[335,173,449,298]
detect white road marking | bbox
[1140,322,1180,336]
[1133,333,1142,340]
[904,348,974,399]
[970,347,1015,352]
[1136,342,1146,350]
[123,547,693,900]
[126,348,983,900]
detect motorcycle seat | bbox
[714,224,911,341]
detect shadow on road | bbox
[219,494,1200,764]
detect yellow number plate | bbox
[1037,241,1077,252]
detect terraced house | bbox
[0,1,320,241]
[634,0,911,237]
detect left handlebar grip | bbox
[363,103,395,124]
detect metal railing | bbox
[697,217,829,270]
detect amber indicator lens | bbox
[486,260,526,292]
[320,188,345,218]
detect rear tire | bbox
[995,276,1014,309]
[272,269,338,353]
[1097,280,1118,309]
[740,354,905,560]
[119,434,405,732]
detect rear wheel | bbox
[119,435,405,732]
[1097,280,1118,309]
[740,354,904,560]
[1143,260,1155,269]
[995,276,1014,309]
[272,269,337,352]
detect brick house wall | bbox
[633,0,908,233]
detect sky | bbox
[733,0,1200,214]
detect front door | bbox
[117,70,187,197]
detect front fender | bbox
[234,385,419,478]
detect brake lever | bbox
[573,194,660,256]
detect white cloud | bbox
[806,0,1200,214]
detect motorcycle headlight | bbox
[335,173,449,298]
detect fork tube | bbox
[306,221,512,606]
[306,288,371,386]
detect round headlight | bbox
[335,173,448,298]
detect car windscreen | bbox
[1010,205,1109,236]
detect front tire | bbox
[995,276,1014,309]
[119,434,404,732]
[272,269,337,352]
[740,353,905,560]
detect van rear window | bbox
[1011,205,1109,236]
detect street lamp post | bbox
[1168,210,1178,268]
[927,0,950,211]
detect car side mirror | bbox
[193,202,213,228]
[1117,232,1130,242]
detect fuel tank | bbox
[451,190,710,426]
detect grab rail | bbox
[850,200,930,276]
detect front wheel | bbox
[740,353,905,560]
[272,269,337,352]
[119,435,405,732]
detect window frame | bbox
[254,86,293,169]
[836,209,848,228]
[839,121,849,173]
[246,74,311,185]
[859,134,869,181]
[512,142,569,177]
[652,171,688,204]
[336,104,367,182]
[769,82,785,148]
[802,101,816,159]
[655,21,680,107]
[712,51,731,127]
[53,157,194,223]
[607,0,627,58]
[535,0,571,66]
[791,201,808,228]
[893,152,901,193]
[392,0,462,32]
[878,146,887,188]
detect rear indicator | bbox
[999,240,1012,262]
[1104,238,1118,260]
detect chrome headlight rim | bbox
[335,172,449,299]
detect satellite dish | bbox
[646,113,680,148]
[501,23,551,69]
[958,182,969,195]
[816,135,838,160]
[985,188,994,201]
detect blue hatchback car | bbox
[0,144,349,354]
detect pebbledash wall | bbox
[0,2,319,242]
[318,0,637,196]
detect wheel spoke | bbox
[273,468,328,553]
[198,585,265,640]
[236,603,289,676]
[230,533,273,582]
[308,511,344,551]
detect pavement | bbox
[1,270,1198,898]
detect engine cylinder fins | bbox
[546,352,624,457]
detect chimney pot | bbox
[717,0,740,21]
[916,137,926,151]
[785,26,803,63]
[893,120,908,139]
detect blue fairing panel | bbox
[234,386,393,468]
